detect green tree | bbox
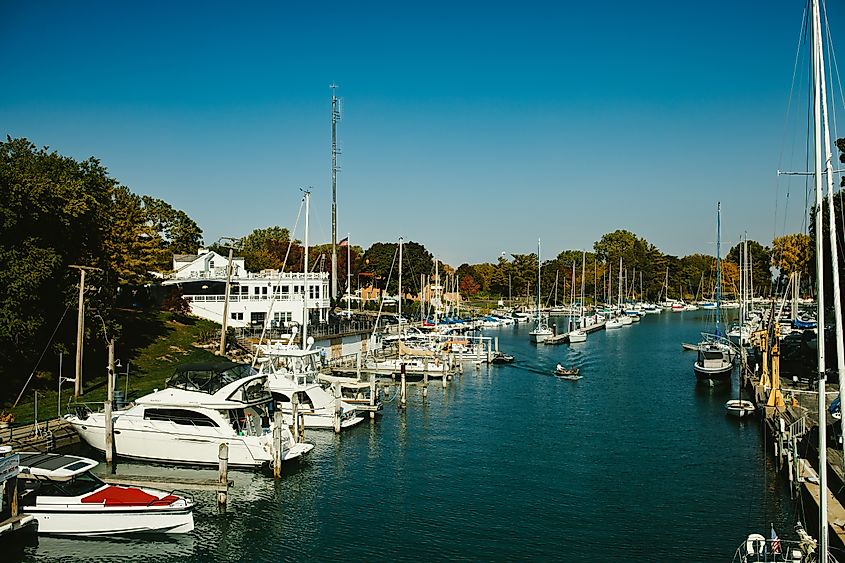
[0,137,204,402]
[725,240,773,297]
[141,196,203,262]
[361,241,433,295]
[236,226,292,272]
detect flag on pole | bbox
[339,237,349,247]
[770,524,781,554]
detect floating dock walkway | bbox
[544,320,606,345]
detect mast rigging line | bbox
[251,195,306,361]
[775,2,811,244]
[13,306,71,408]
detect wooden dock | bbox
[95,474,233,493]
[746,362,845,552]
[544,320,606,345]
[0,418,79,453]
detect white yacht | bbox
[66,362,313,469]
[255,344,364,430]
[18,452,194,535]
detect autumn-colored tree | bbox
[459,274,481,296]
[771,234,813,277]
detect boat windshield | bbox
[26,472,104,498]
[167,362,258,395]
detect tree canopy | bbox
[0,137,202,402]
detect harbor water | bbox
[11,311,795,561]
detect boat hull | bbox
[568,331,587,343]
[529,331,552,343]
[725,400,755,418]
[693,362,733,381]
[24,505,194,535]
[66,414,275,468]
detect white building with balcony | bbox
[162,249,331,329]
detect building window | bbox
[231,312,243,321]
[282,285,290,296]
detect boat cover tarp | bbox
[399,341,436,357]
[82,486,179,507]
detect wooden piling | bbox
[273,410,283,478]
[356,351,362,380]
[369,375,376,419]
[333,393,341,434]
[423,366,429,399]
[292,392,301,443]
[400,364,407,408]
[218,442,228,513]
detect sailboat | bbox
[529,239,553,343]
[569,251,588,343]
[692,202,734,382]
[736,0,844,558]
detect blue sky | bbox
[2,0,841,266]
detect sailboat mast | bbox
[811,0,828,555]
[536,239,542,322]
[346,233,351,316]
[716,202,721,336]
[302,190,310,350]
[398,237,403,325]
[617,257,623,309]
[817,0,845,499]
[331,85,340,303]
[581,251,586,324]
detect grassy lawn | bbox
[8,310,224,424]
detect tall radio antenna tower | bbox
[331,83,342,303]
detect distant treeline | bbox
[0,137,825,404]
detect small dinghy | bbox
[555,364,581,380]
[490,352,514,364]
[725,399,755,418]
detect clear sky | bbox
[2,0,842,266]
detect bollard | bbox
[218,442,229,513]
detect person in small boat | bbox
[556,363,563,372]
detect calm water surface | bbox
[12,311,795,561]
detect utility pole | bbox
[330,84,341,304]
[219,245,235,356]
[218,237,240,356]
[69,264,101,397]
[105,338,115,466]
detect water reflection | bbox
[24,534,196,562]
